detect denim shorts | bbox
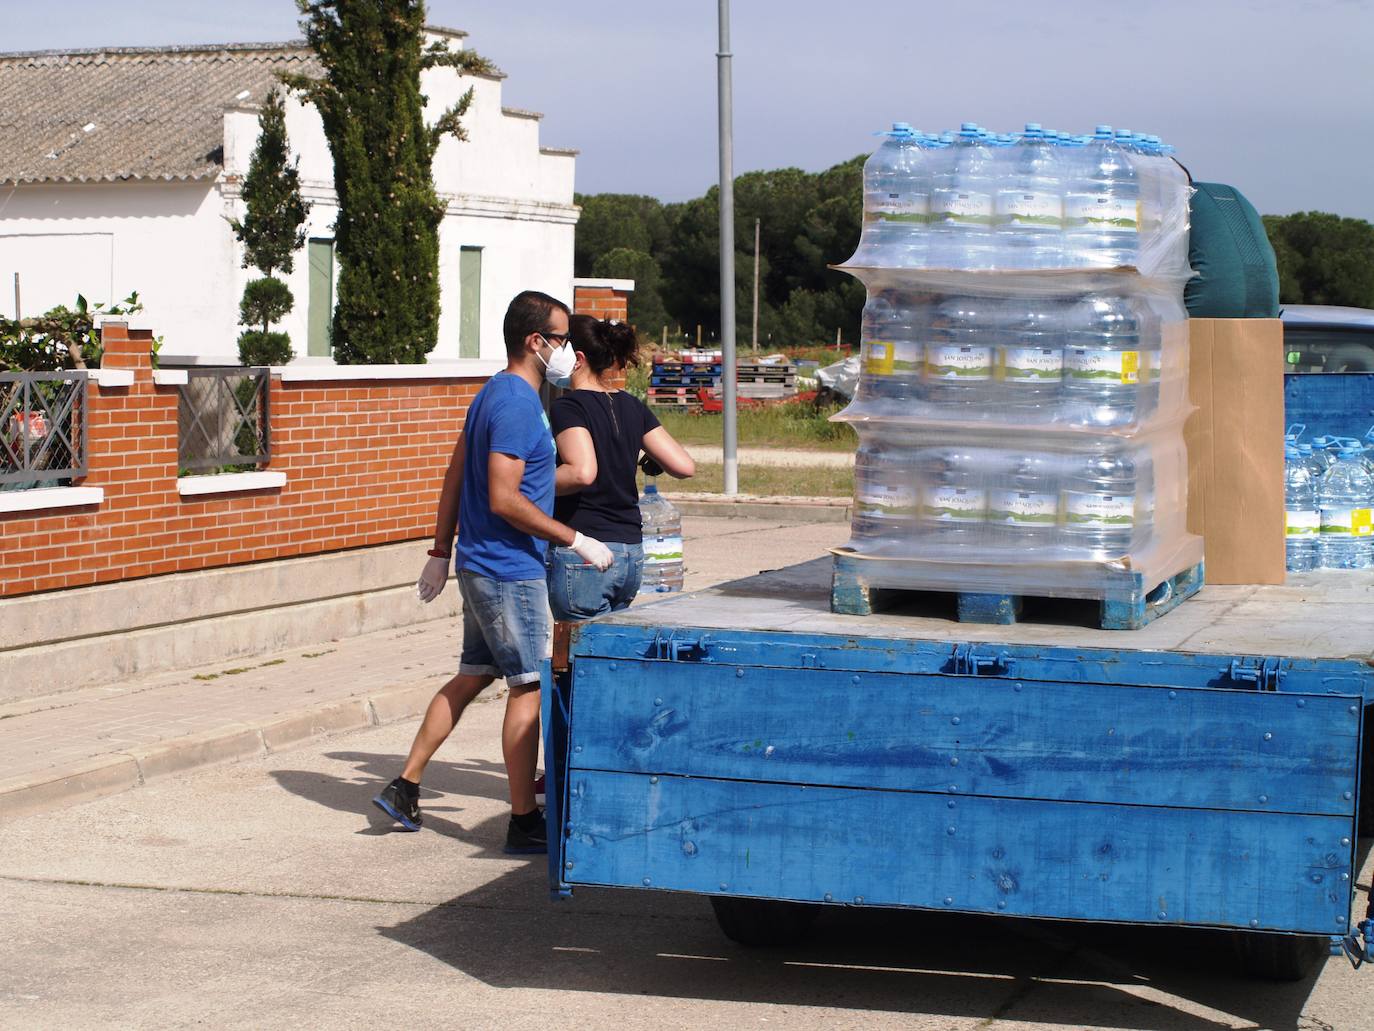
[457,570,550,688]
[546,541,644,622]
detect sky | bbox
[4,0,1371,219]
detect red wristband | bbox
[427,548,451,560]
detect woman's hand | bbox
[417,556,450,603]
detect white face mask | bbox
[537,337,576,388]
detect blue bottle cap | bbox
[1024,122,1042,132]
[960,121,979,132]
[892,121,913,133]
[644,484,659,494]
[1094,124,1114,136]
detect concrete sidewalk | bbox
[0,514,849,820]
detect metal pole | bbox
[717,0,738,495]
[13,272,19,320]
[751,218,760,353]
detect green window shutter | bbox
[459,246,483,359]
[307,239,334,358]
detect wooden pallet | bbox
[830,551,1205,631]
[647,395,703,409]
[652,374,721,387]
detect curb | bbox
[670,494,851,523]
[0,679,442,822]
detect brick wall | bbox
[0,324,483,598]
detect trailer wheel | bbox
[1231,931,1329,981]
[709,896,819,947]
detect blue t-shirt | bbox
[455,372,556,581]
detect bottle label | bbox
[999,346,1063,383]
[1285,510,1319,538]
[1319,508,1374,538]
[989,490,1059,526]
[921,485,987,523]
[1064,348,1142,385]
[858,485,918,519]
[931,191,995,226]
[644,535,684,561]
[1064,491,1134,529]
[864,340,921,376]
[927,345,992,380]
[1064,194,1140,231]
[995,190,1063,227]
[866,191,930,224]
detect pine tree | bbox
[229,89,310,365]
[284,1,493,364]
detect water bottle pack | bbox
[852,428,1187,563]
[851,122,1191,277]
[836,121,1201,599]
[1284,425,1374,571]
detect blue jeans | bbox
[546,541,644,622]
[456,571,550,688]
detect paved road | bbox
[682,444,853,468]
[1,706,1370,1029]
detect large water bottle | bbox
[1284,444,1319,572]
[994,124,1064,269]
[988,451,1062,549]
[929,123,996,269]
[1060,294,1159,427]
[918,446,989,549]
[1063,125,1140,268]
[858,290,924,407]
[1061,450,1144,557]
[852,437,919,550]
[638,483,685,593]
[926,294,995,409]
[859,123,930,268]
[994,298,1064,419]
[1317,447,1374,569]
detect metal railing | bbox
[0,370,88,489]
[177,367,271,472]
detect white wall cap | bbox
[0,486,103,513]
[151,369,189,385]
[275,360,503,382]
[178,471,287,497]
[572,278,635,293]
[88,369,134,388]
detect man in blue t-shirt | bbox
[372,291,613,852]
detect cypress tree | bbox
[284,1,493,364]
[229,88,310,365]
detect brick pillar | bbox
[572,278,633,323]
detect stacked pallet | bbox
[647,353,721,410]
[737,362,798,400]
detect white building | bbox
[0,27,579,366]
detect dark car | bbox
[1281,304,1374,373]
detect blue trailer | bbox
[543,557,1374,981]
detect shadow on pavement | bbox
[377,866,1328,1029]
[270,751,515,848]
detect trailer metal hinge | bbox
[950,643,1014,678]
[1339,918,1374,969]
[649,631,711,662]
[1228,656,1288,691]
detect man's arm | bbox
[432,431,465,552]
[489,452,578,546]
[488,452,613,571]
[417,431,464,603]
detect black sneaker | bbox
[372,777,422,831]
[504,810,547,854]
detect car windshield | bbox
[1284,325,1374,373]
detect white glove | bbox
[416,555,450,603]
[571,531,614,572]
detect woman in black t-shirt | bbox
[548,315,694,626]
